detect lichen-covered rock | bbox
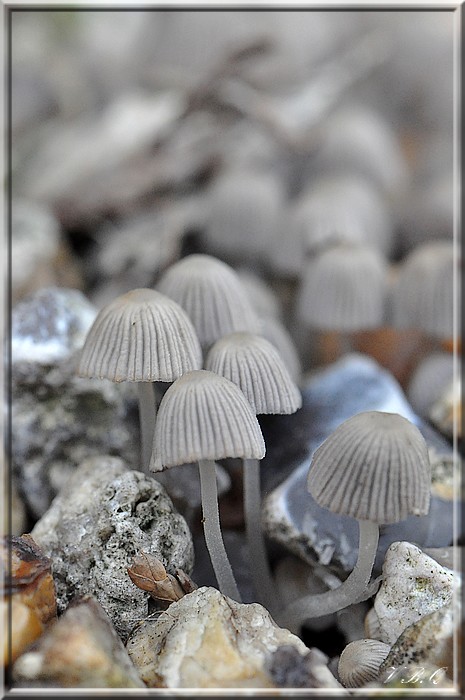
[12,287,139,518]
[12,595,145,688]
[373,541,459,645]
[31,456,194,639]
[126,586,314,688]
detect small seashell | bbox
[78,288,202,382]
[338,638,391,688]
[391,240,455,339]
[156,254,260,350]
[151,369,265,471]
[295,244,388,332]
[205,332,302,415]
[307,411,431,524]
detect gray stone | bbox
[11,287,140,518]
[265,644,344,690]
[31,455,194,639]
[261,354,455,577]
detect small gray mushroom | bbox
[150,369,265,602]
[279,411,431,633]
[338,638,391,688]
[77,288,202,472]
[156,254,260,354]
[205,332,302,614]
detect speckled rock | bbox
[31,455,194,639]
[12,287,139,518]
[261,354,455,577]
[373,541,459,645]
[12,595,145,688]
[379,601,459,681]
[126,586,313,688]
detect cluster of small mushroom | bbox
[77,253,302,609]
[77,251,436,641]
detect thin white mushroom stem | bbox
[137,382,157,474]
[279,519,379,634]
[243,458,281,616]
[198,459,242,602]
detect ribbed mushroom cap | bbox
[156,254,260,350]
[391,241,455,339]
[296,245,388,332]
[259,316,302,383]
[78,288,202,382]
[307,411,431,524]
[151,369,265,471]
[338,639,391,688]
[205,332,302,415]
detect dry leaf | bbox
[127,552,185,603]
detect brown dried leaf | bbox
[127,552,185,603]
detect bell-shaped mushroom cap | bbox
[295,245,388,332]
[407,351,456,418]
[307,411,431,524]
[156,254,260,350]
[338,639,391,688]
[151,369,265,471]
[203,167,284,266]
[78,288,202,382]
[205,332,302,415]
[391,241,455,339]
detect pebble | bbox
[2,534,57,665]
[372,541,459,645]
[261,354,455,577]
[126,585,338,688]
[30,455,194,639]
[12,595,145,688]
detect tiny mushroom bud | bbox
[150,369,265,602]
[77,288,202,473]
[279,411,431,633]
[205,332,302,614]
[338,638,391,688]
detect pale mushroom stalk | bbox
[198,459,241,602]
[243,458,280,614]
[137,383,157,473]
[279,519,379,633]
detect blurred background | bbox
[10,8,457,387]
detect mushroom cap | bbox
[205,332,302,415]
[307,411,431,524]
[391,241,455,339]
[151,369,265,471]
[78,288,202,382]
[156,254,260,350]
[259,315,302,383]
[295,245,388,332]
[338,638,391,688]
